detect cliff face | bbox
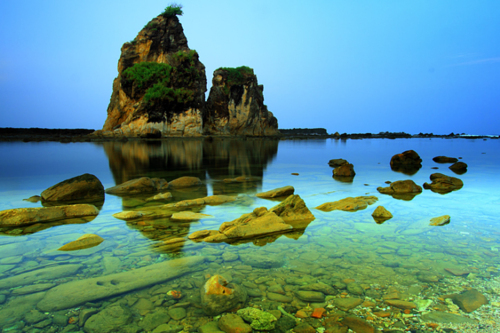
[101,14,207,137]
[204,67,279,136]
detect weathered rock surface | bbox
[84,303,134,333]
[268,195,315,224]
[452,289,488,313]
[99,10,207,137]
[171,211,213,220]
[390,150,422,174]
[332,297,363,311]
[165,195,236,209]
[420,311,478,324]
[37,256,205,311]
[256,185,294,198]
[328,159,348,167]
[0,264,81,290]
[385,300,417,309]
[167,176,202,188]
[377,180,422,200]
[41,174,104,203]
[204,67,279,136]
[315,196,378,212]
[423,173,463,193]
[449,161,468,174]
[433,156,458,163]
[105,177,169,195]
[0,204,99,227]
[201,275,247,316]
[58,234,104,251]
[429,215,450,226]
[333,163,356,177]
[295,290,325,302]
[372,205,393,223]
[237,307,277,330]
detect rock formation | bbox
[204,67,279,135]
[99,10,207,137]
[423,173,463,193]
[390,150,422,175]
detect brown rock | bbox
[316,196,377,212]
[41,174,104,203]
[453,289,488,313]
[58,234,104,251]
[390,150,422,175]
[269,194,315,224]
[219,209,292,240]
[423,173,463,193]
[171,211,213,220]
[328,159,348,167]
[293,323,316,333]
[332,297,363,311]
[0,204,99,227]
[167,176,202,188]
[433,156,458,163]
[384,300,417,309]
[256,186,295,198]
[429,215,450,226]
[377,180,422,200]
[218,313,252,333]
[105,177,168,195]
[333,163,356,177]
[371,205,393,223]
[449,162,468,174]
[342,316,376,333]
[444,268,470,276]
[201,275,247,316]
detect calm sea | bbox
[0,138,499,331]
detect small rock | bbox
[390,150,422,174]
[315,196,377,212]
[433,156,458,163]
[347,282,364,295]
[371,205,393,222]
[333,163,356,177]
[328,159,348,167]
[168,176,202,188]
[171,211,213,220]
[429,215,450,226]
[423,173,463,193]
[256,186,295,199]
[343,316,376,333]
[168,307,186,321]
[385,300,417,309]
[449,161,468,174]
[332,297,363,311]
[294,290,325,302]
[452,289,488,313]
[58,234,104,251]
[237,307,277,330]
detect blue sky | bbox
[1,1,499,135]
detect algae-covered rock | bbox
[200,275,247,316]
[237,307,277,330]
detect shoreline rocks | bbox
[0,204,99,227]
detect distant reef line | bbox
[0,127,497,142]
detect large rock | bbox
[105,177,169,195]
[204,67,279,136]
[333,163,356,177]
[201,275,247,316]
[433,156,458,163]
[390,150,422,174]
[315,196,377,212]
[377,180,422,200]
[167,176,202,188]
[423,173,463,193]
[41,173,104,203]
[268,194,315,224]
[37,256,205,311]
[99,9,207,137]
[84,303,133,333]
[0,204,99,227]
[452,289,488,313]
[256,186,295,199]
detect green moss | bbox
[217,66,254,86]
[161,4,183,17]
[122,62,172,90]
[144,85,194,106]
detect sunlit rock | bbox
[41,173,104,203]
[167,176,202,188]
[200,275,247,316]
[0,204,99,227]
[429,215,450,226]
[256,185,294,199]
[171,211,213,220]
[371,205,393,223]
[316,196,377,212]
[269,194,315,224]
[58,234,104,251]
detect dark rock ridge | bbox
[204,67,279,136]
[280,128,328,136]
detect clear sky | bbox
[1,1,499,135]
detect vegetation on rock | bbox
[217,66,254,86]
[161,4,183,17]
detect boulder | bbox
[333,163,355,177]
[268,194,315,224]
[372,205,393,223]
[449,161,468,174]
[433,156,458,163]
[200,275,247,316]
[328,159,348,167]
[0,204,99,227]
[58,234,104,251]
[41,173,104,203]
[377,180,422,200]
[390,150,422,174]
[167,176,202,188]
[84,303,133,333]
[237,307,277,331]
[105,177,168,195]
[429,215,450,226]
[452,289,488,313]
[315,196,378,212]
[256,186,295,199]
[218,313,252,333]
[204,67,279,136]
[423,173,463,193]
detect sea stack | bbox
[204,67,279,136]
[100,8,207,137]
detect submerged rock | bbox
[218,313,252,333]
[145,192,173,202]
[237,307,277,330]
[390,150,422,175]
[377,180,422,200]
[41,173,104,203]
[84,303,133,333]
[433,156,458,163]
[316,196,377,212]
[200,275,247,316]
[0,204,99,227]
[171,211,213,220]
[58,234,104,251]
[423,173,463,193]
[105,177,168,195]
[256,185,294,199]
[452,289,488,313]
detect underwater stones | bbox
[420,311,477,324]
[328,158,348,167]
[377,180,422,200]
[423,173,463,193]
[267,292,293,303]
[200,275,247,316]
[240,253,284,269]
[444,268,470,276]
[269,194,315,224]
[0,264,81,290]
[11,283,56,296]
[237,307,277,330]
[37,256,205,311]
[371,205,393,223]
[294,290,325,302]
[299,282,337,295]
[0,204,99,227]
[220,209,292,239]
[171,211,213,220]
[167,176,202,188]
[105,177,169,195]
[256,185,295,199]
[384,300,417,310]
[41,173,104,203]
[390,150,422,175]
[414,299,433,312]
[218,313,252,333]
[433,156,458,163]
[84,303,133,333]
[452,289,488,313]
[58,234,104,251]
[315,196,378,212]
[429,215,451,226]
[342,316,376,333]
[346,282,364,296]
[332,297,364,311]
[449,161,468,174]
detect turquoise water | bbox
[0,138,499,332]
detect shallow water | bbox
[0,138,499,332]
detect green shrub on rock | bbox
[161,4,183,17]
